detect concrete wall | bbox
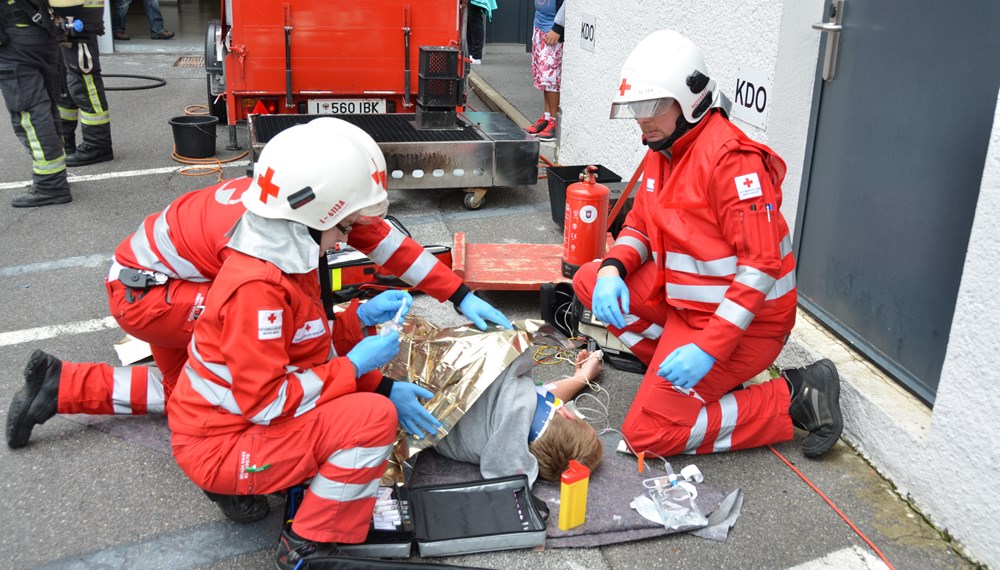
[558,0,1000,566]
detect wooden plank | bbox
[451,231,467,280]
[461,242,568,291]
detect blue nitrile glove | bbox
[657,343,716,390]
[459,293,513,330]
[389,382,442,438]
[346,330,400,376]
[357,290,414,327]
[592,275,629,329]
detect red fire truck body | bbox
[212,1,461,123]
[207,0,538,210]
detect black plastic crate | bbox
[417,76,463,108]
[547,164,624,229]
[418,46,461,78]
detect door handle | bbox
[813,0,844,80]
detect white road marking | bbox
[0,317,120,347]
[0,161,250,190]
[785,546,889,569]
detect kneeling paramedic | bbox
[5,118,511,522]
[573,30,843,460]
[164,121,443,569]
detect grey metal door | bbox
[796,0,1000,404]
[485,0,533,45]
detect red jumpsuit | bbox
[57,177,464,417]
[573,110,798,457]
[167,251,397,544]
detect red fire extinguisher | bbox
[562,165,609,278]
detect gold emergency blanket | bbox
[379,315,570,485]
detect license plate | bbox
[307,99,387,114]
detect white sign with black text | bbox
[731,67,772,130]
[580,13,596,52]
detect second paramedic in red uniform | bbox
[573,30,843,460]
[166,121,440,569]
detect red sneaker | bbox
[535,118,557,141]
[525,116,549,134]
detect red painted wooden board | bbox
[452,232,569,291]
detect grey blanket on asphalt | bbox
[406,434,742,548]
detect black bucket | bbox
[169,115,219,158]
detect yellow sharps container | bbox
[558,459,590,530]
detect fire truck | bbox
[205,1,538,209]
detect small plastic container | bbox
[558,460,590,531]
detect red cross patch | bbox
[733,172,763,200]
[258,309,283,340]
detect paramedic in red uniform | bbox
[167,120,441,569]
[572,30,843,460]
[6,118,509,521]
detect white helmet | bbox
[610,30,716,124]
[244,120,389,231]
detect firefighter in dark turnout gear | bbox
[52,0,112,166]
[0,0,72,207]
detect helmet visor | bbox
[609,97,675,120]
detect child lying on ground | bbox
[433,349,604,486]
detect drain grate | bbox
[174,56,205,68]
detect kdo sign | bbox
[580,13,596,52]
[731,67,771,130]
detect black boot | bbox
[203,490,270,523]
[6,350,62,448]
[786,359,843,458]
[11,188,72,208]
[66,142,114,167]
[274,522,339,570]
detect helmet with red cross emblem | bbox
[610,29,716,124]
[244,119,389,231]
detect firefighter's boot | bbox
[275,522,339,570]
[6,350,62,449]
[204,490,270,523]
[786,359,843,458]
[66,142,114,167]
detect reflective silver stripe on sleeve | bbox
[612,235,650,263]
[716,298,754,330]
[734,266,776,295]
[667,284,728,304]
[399,250,438,286]
[765,271,797,301]
[248,381,288,425]
[309,475,381,503]
[112,367,133,414]
[327,444,394,470]
[185,363,244,415]
[780,234,793,258]
[618,330,642,347]
[683,406,709,454]
[146,368,165,414]
[366,226,407,266]
[189,338,234,384]
[149,207,208,282]
[295,369,324,417]
[666,252,737,277]
[713,393,739,452]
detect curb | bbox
[467,71,532,130]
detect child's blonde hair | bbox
[529,414,603,481]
